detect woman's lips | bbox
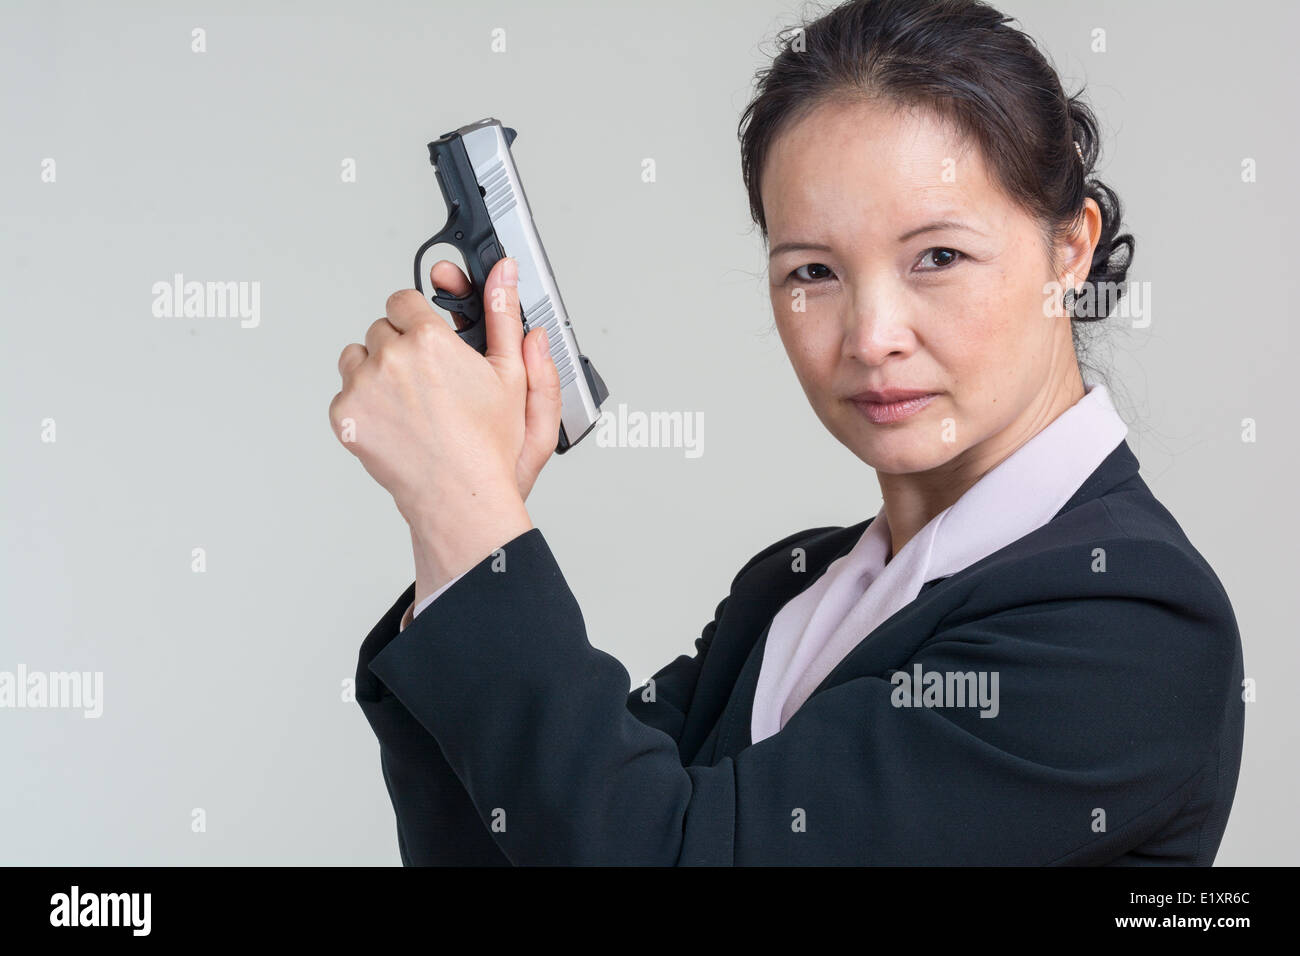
[851,392,939,424]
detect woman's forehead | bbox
[773,98,976,167]
[760,100,1012,240]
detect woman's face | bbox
[762,96,1091,478]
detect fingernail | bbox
[502,257,518,287]
[539,327,550,354]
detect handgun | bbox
[414,117,609,454]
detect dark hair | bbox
[738,0,1135,350]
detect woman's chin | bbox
[847,431,956,476]
[830,398,958,474]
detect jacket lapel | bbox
[680,523,864,764]
[704,438,1143,761]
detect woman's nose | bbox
[841,293,917,365]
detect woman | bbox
[332,0,1244,865]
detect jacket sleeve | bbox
[621,596,723,743]
[355,583,512,865]
[365,527,1240,865]
[358,560,751,863]
[622,526,832,743]
[356,580,719,864]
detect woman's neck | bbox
[876,371,1086,560]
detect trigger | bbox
[430,286,482,319]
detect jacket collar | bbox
[708,434,1144,756]
[792,400,1141,593]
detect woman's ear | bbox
[1057,197,1103,293]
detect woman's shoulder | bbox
[959,477,1239,640]
[1097,478,1232,600]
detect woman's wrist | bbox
[407,485,534,607]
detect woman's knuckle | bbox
[412,321,441,346]
[386,289,417,313]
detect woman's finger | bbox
[365,316,400,354]
[338,342,368,380]
[519,326,563,480]
[430,259,469,294]
[431,259,472,331]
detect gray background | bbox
[2,0,1295,865]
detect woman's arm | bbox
[356,583,511,865]
[355,576,723,866]
[365,527,1242,866]
[357,578,729,863]
[624,527,832,744]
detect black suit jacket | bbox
[354,439,1245,865]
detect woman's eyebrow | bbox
[768,240,834,259]
[769,220,986,258]
[897,219,986,242]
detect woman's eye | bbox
[791,263,835,283]
[916,248,964,271]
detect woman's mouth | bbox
[850,391,939,424]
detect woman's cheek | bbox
[773,292,822,350]
[772,320,828,403]
[948,277,1016,354]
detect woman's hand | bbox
[424,258,564,503]
[328,256,562,595]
